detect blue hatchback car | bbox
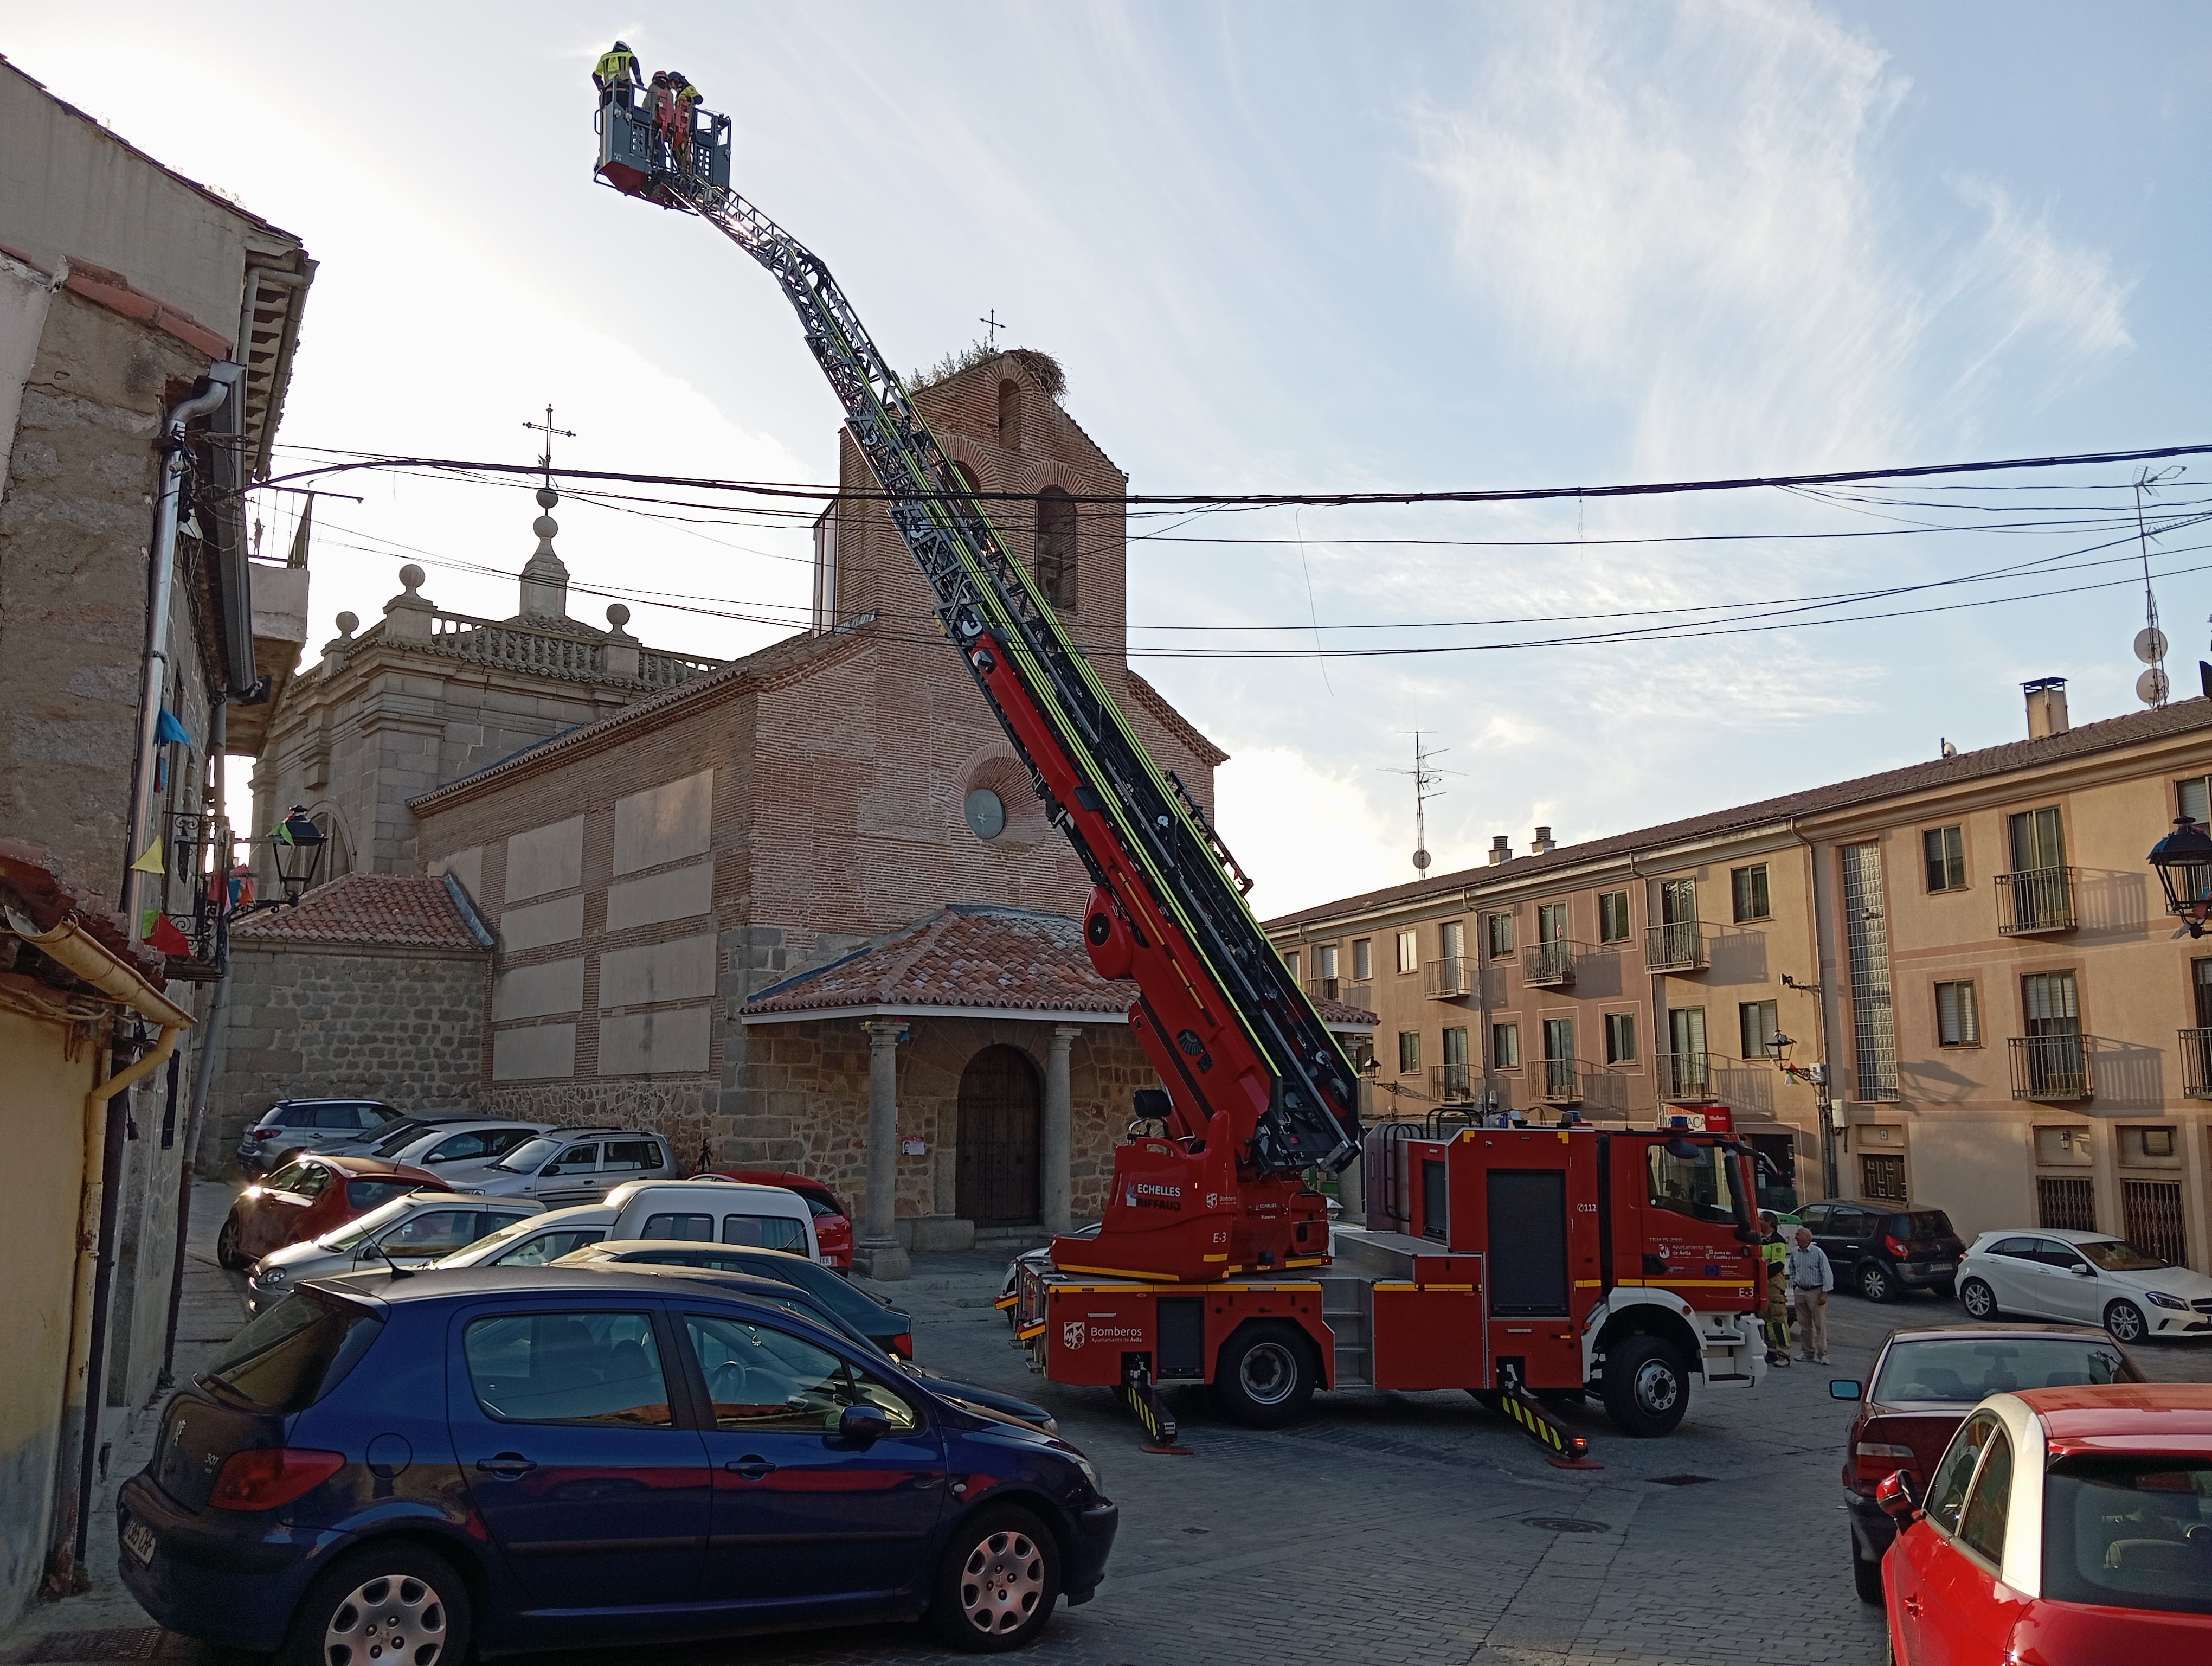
[118,1266,1117,1658]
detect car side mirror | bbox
[2071,1263,2094,1277]
[1829,1379,1863,1401]
[838,1405,892,1445]
[1875,1470,1920,1521]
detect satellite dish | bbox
[2137,667,2170,706]
[1412,848,1431,870]
[2136,626,2169,665]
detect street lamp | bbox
[267,805,327,907]
[1768,1031,1798,1068]
[2147,815,2212,938]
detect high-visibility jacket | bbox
[596,48,638,85]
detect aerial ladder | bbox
[594,91,1765,1460]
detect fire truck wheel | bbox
[1214,1323,1316,1427]
[1600,1334,1688,1437]
[927,1504,1062,1652]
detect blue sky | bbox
[17,2,2212,912]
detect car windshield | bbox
[2044,1456,2212,1614]
[435,1212,541,1265]
[1646,1140,1743,1227]
[1871,1337,2135,1401]
[2080,1239,2173,1272]
[492,1136,561,1174]
[322,1196,427,1251]
[370,1127,425,1158]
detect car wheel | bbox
[1600,1334,1689,1438]
[927,1505,1062,1652]
[1851,1530,1885,1605]
[1857,1260,1896,1303]
[2104,1298,2148,1344]
[1214,1322,1317,1428]
[278,1542,469,1666]
[1958,1277,1998,1320]
[215,1215,248,1272]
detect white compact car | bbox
[1956,1228,2212,1343]
[247,1193,543,1313]
[429,1203,616,1269]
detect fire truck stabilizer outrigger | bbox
[592,87,1769,1464]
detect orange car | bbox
[214,1154,443,1270]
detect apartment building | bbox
[1269,681,2212,1270]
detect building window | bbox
[1935,981,1980,1046]
[1485,912,1515,957]
[1034,487,1076,610]
[2037,1175,2096,1232]
[998,378,1020,450]
[1491,1022,1520,1069]
[1441,1027,1470,1100]
[1537,901,1568,943]
[2008,805,2066,873]
[1924,825,1966,893]
[1396,930,1418,975]
[1598,890,1631,943]
[1284,950,1299,981]
[1317,944,1338,980]
[2179,774,2211,827]
[1739,1000,1780,1059]
[2123,1179,2187,1266]
[1397,1030,1420,1074]
[1604,1011,1637,1064]
[1440,919,1465,969]
[1352,938,1372,981]
[1731,864,1770,923]
[1861,1152,1907,1203]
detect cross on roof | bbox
[523,404,576,484]
[978,310,1004,351]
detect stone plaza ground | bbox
[7,1193,2209,1666]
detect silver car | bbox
[467,1129,681,1204]
[428,1204,616,1268]
[233,1099,396,1175]
[246,1192,543,1313]
[349,1118,552,1176]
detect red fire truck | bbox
[594,83,1767,1458]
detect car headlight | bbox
[2146,1290,2188,1310]
[1073,1454,1100,1491]
[256,1266,288,1287]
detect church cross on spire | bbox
[523,404,575,486]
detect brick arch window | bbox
[997,379,1020,451]
[950,459,980,496]
[1035,486,1076,610]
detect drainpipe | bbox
[9,909,191,1593]
[124,376,234,942]
[1790,821,1841,1200]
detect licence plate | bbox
[121,1511,157,1566]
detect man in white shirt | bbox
[1785,1226,1834,1364]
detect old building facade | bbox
[1271,682,2212,1276]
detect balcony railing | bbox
[1430,1062,1477,1105]
[1522,940,1575,988]
[1423,956,1475,999]
[1644,921,1706,972]
[2183,1029,2212,1099]
[2009,1034,2093,1103]
[1533,1056,1583,1105]
[1303,976,1372,1011]
[1655,1051,1711,1101]
[421,610,728,690]
[1995,866,2077,935]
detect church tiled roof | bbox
[742,903,1375,1028]
[232,873,493,951]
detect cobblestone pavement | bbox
[9,1220,2209,1666]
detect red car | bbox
[1878,1383,2212,1661]
[711,1169,853,1269]
[214,1154,442,1270]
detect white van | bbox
[603,1177,822,1262]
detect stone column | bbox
[858,1021,911,1281]
[1043,1026,1079,1235]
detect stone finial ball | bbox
[398,563,426,590]
[533,515,559,539]
[335,611,359,634]
[536,486,560,510]
[606,602,632,629]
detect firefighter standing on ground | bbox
[593,42,639,108]
[1759,1212,1792,1367]
[1786,1225,1834,1365]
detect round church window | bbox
[964,787,1007,841]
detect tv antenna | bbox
[1383,731,1457,875]
[2132,465,2182,708]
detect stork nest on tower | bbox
[909,342,1066,401]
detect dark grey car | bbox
[233,1099,396,1175]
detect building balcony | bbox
[2009,1034,2093,1103]
[1655,1051,1711,1102]
[1644,921,1706,972]
[1430,1062,1477,1105]
[1533,1056,1583,1105]
[1303,976,1371,1011]
[1522,940,1575,988]
[1995,866,2077,935]
[1424,956,1475,999]
[2182,1029,2212,1099]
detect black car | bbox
[119,1267,1115,1658]
[1796,1201,1965,1303]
